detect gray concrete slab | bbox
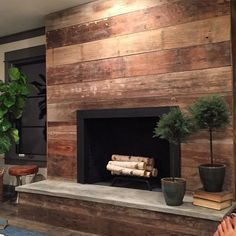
[16,180,236,221]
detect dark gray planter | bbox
[161,178,186,206]
[199,164,225,192]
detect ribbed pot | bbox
[161,178,186,206]
[199,164,225,192]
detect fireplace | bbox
[77,107,180,188]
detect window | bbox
[4,45,46,166]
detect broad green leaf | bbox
[9,67,20,81]
[3,94,15,108]
[0,110,4,119]
[1,119,11,132]
[0,135,11,154]
[8,82,18,94]
[19,85,29,96]
[16,96,25,109]
[10,128,19,143]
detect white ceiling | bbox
[0,0,95,37]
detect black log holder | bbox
[111,176,156,191]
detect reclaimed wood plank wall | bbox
[46,0,234,191]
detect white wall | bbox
[0,35,47,185]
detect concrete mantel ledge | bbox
[16,180,235,222]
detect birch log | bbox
[107,164,148,177]
[111,154,154,165]
[108,161,146,170]
[151,168,158,177]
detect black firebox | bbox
[77,107,180,187]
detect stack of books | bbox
[193,189,233,210]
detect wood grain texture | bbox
[46,0,179,31]
[18,193,218,236]
[46,0,230,48]
[47,16,230,67]
[47,66,232,104]
[47,93,232,123]
[46,0,234,191]
[47,41,231,86]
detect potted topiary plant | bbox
[0,67,29,153]
[153,107,193,206]
[189,95,230,192]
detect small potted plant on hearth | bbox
[189,95,230,192]
[153,107,193,206]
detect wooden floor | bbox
[0,201,98,236]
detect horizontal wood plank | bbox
[46,0,230,48]
[47,93,232,123]
[47,155,77,180]
[46,0,178,31]
[47,16,230,67]
[47,66,232,103]
[18,193,218,235]
[47,41,231,86]
[48,139,76,158]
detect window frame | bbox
[4,45,46,167]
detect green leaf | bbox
[20,74,28,84]
[1,119,11,132]
[8,82,18,94]
[3,94,15,108]
[0,135,11,154]
[10,128,19,143]
[15,96,25,109]
[0,110,4,119]
[18,85,29,96]
[9,67,21,81]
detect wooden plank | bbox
[47,93,232,122]
[46,0,178,31]
[18,193,218,236]
[47,155,77,180]
[162,15,230,50]
[48,139,76,158]
[181,142,233,157]
[47,41,231,86]
[46,0,230,48]
[48,122,76,140]
[47,66,232,103]
[47,16,229,67]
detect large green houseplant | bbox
[0,67,29,154]
[189,95,230,192]
[153,107,193,206]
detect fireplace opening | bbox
[77,107,180,190]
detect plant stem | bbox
[171,144,175,181]
[209,128,213,165]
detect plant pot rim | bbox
[161,177,186,183]
[199,163,226,168]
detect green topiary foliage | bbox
[153,108,193,180]
[0,67,29,154]
[189,95,230,164]
[153,108,193,145]
[189,95,229,130]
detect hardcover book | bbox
[193,189,233,203]
[193,197,232,210]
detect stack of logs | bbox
[106,154,158,178]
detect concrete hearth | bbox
[16,180,235,221]
[16,180,236,235]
